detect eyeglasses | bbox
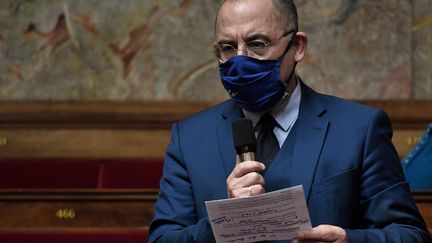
[213,31,296,63]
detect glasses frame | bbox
[213,30,297,63]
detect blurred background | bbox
[0,0,431,102]
[0,1,432,242]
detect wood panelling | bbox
[1,100,431,159]
[392,129,425,158]
[362,100,432,129]
[0,227,148,242]
[412,191,432,233]
[0,101,215,129]
[0,190,158,228]
[1,100,430,128]
[0,129,170,159]
[0,128,418,158]
[1,189,430,232]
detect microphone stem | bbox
[240,152,256,162]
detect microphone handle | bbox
[239,152,256,162]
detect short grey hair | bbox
[273,0,299,32]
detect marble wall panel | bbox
[0,0,430,101]
[412,0,432,99]
[0,0,223,101]
[296,0,412,99]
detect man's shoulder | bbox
[315,91,379,115]
[311,91,387,125]
[301,82,380,118]
[177,99,235,128]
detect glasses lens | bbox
[216,44,236,62]
[247,40,269,57]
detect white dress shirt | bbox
[243,81,301,147]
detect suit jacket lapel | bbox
[215,83,329,199]
[217,100,243,177]
[291,83,329,201]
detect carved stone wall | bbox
[412,0,432,99]
[0,0,430,101]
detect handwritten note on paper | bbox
[205,185,311,243]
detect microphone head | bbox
[232,118,257,154]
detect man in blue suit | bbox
[149,0,430,242]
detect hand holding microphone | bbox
[232,118,257,162]
[226,118,266,198]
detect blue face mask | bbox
[219,56,290,112]
[218,29,298,113]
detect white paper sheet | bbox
[205,185,312,243]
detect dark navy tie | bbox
[256,113,280,168]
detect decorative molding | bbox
[0,100,431,128]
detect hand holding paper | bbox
[206,185,312,243]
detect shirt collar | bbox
[243,81,302,132]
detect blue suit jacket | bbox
[149,83,429,242]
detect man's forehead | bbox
[216,0,283,37]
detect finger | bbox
[227,173,265,198]
[230,161,265,178]
[248,184,265,196]
[231,183,265,198]
[244,171,265,187]
[292,239,319,243]
[228,171,265,191]
[297,229,329,241]
[296,225,339,242]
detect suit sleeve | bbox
[345,110,430,242]
[148,123,216,243]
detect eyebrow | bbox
[216,38,236,46]
[217,33,273,46]
[245,33,272,42]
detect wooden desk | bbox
[0,189,430,233]
[0,189,158,228]
[413,191,432,233]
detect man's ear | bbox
[293,32,307,62]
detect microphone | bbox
[232,118,257,162]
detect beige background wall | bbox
[0,0,431,101]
